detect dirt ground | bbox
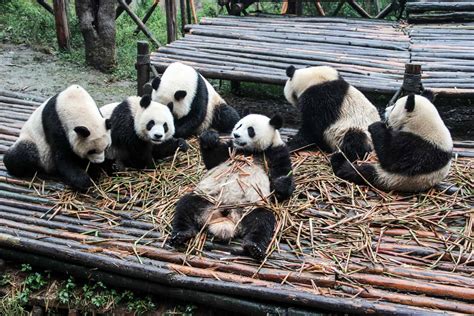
[0,44,136,105]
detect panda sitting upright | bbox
[100,95,188,170]
[170,114,295,261]
[151,62,240,138]
[4,85,111,191]
[284,65,380,161]
[331,92,453,192]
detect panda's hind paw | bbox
[243,241,266,261]
[199,130,220,149]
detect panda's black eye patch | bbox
[237,124,242,129]
[87,149,97,155]
[146,120,155,131]
[248,127,255,138]
[163,122,168,133]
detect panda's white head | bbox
[150,62,198,119]
[284,65,340,106]
[385,92,452,151]
[232,114,284,151]
[135,95,175,144]
[58,85,111,164]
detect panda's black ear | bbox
[421,89,436,103]
[242,108,250,116]
[286,65,296,79]
[405,94,415,112]
[151,77,161,90]
[74,126,90,138]
[174,90,187,101]
[105,119,111,130]
[140,94,152,108]
[166,101,174,112]
[269,114,283,130]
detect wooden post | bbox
[388,63,422,106]
[53,0,70,51]
[136,41,150,97]
[179,0,187,35]
[166,0,177,43]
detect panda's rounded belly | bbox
[196,161,270,205]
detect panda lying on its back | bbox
[284,65,380,161]
[170,114,295,261]
[151,62,240,138]
[4,85,111,191]
[331,92,453,192]
[100,95,188,170]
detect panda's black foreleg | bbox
[340,128,373,162]
[152,137,189,160]
[286,130,314,152]
[330,152,377,186]
[239,208,276,261]
[211,104,240,134]
[3,141,41,177]
[170,193,211,247]
[199,130,233,170]
[54,155,93,192]
[368,121,397,166]
[265,145,295,201]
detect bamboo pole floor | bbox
[0,90,473,315]
[150,15,474,97]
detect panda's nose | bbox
[233,133,240,138]
[153,134,163,140]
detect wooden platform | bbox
[150,16,474,97]
[1,90,473,314]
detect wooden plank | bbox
[53,0,70,51]
[407,2,474,12]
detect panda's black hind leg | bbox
[239,208,276,261]
[340,128,372,162]
[211,104,240,134]
[170,193,211,247]
[3,141,41,177]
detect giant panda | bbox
[151,62,240,138]
[100,95,188,170]
[3,85,111,191]
[284,65,380,161]
[170,114,295,261]
[330,92,453,192]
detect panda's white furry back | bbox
[170,114,294,261]
[150,62,240,138]
[4,85,111,191]
[284,65,380,161]
[331,93,453,192]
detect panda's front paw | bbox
[330,152,348,172]
[368,121,386,135]
[169,230,195,247]
[177,138,189,152]
[199,130,220,149]
[273,176,295,201]
[72,174,93,192]
[243,241,266,261]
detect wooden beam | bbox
[133,1,159,35]
[179,0,187,35]
[347,0,372,18]
[117,0,161,47]
[407,2,474,12]
[53,0,70,51]
[36,0,54,15]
